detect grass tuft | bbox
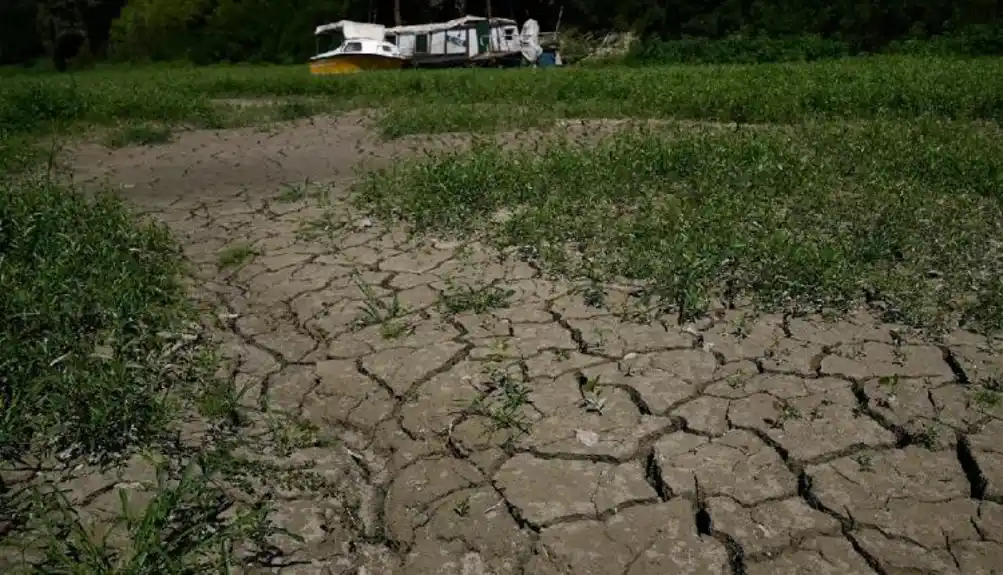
[0,175,198,461]
[0,175,271,573]
[104,122,173,148]
[358,120,1003,331]
[217,244,258,269]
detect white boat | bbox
[310,21,405,75]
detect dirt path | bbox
[67,116,1003,574]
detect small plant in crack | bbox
[726,374,744,389]
[730,316,751,339]
[439,282,514,315]
[581,281,606,309]
[353,275,406,329]
[972,387,1002,408]
[577,373,606,414]
[911,424,941,449]
[218,244,258,268]
[587,327,609,354]
[972,376,1003,409]
[469,363,532,431]
[380,319,415,340]
[453,497,471,517]
[294,204,347,242]
[855,452,874,471]
[877,374,900,388]
[766,399,801,429]
[275,179,317,203]
[265,414,323,456]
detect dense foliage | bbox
[2,0,1003,68]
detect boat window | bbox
[343,41,363,53]
[318,31,343,54]
[504,27,515,41]
[380,45,392,53]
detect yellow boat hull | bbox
[309,54,404,75]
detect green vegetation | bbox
[104,122,173,147]
[2,55,1003,144]
[440,283,515,316]
[0,173,283,571]
[217,244,258,268]
[1,175,195,460]
[358,119,1003,332]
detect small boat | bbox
[310,21,405,75]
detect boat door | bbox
[476,21,491,55]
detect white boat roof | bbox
[386,15,516,35]
[311,38,400,60]
[314,20,386,40]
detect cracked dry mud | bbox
[64,115,1003,574]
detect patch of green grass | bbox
[911,424,942,449]
[275,179,330,204]
[217,244,258,268]
[274,99,318,122]
[24,452,276,574]
[468,363,532,432]
[0,174,200,461]
[353,275,406,329]
[0,134,47,173]
[104,122,173,148]
[0,174,275,573]
[973,387,1001,408]
[439,283,515,315]
[358,119,1003,332]
[378,103,558,139]
[3,56,1003,141]
[379,319,415,340]
[275,181,310,202]
[972,377,1003,409]
[214,98,332,129]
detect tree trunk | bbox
[393,0,402,25]
[486,0,492,19]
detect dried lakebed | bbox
[54,116,1003,574]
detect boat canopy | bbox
[311,38,402,61]
[314,20,386,41]
[385,15,516,35]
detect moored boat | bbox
[310,21,405,75]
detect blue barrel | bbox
[538,50,557,67]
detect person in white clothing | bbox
[520,10,542,66]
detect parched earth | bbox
[63,115,1003,574]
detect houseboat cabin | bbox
[310,15,561,73]
[384,16,524,67]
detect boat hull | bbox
[309,54,404,75]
